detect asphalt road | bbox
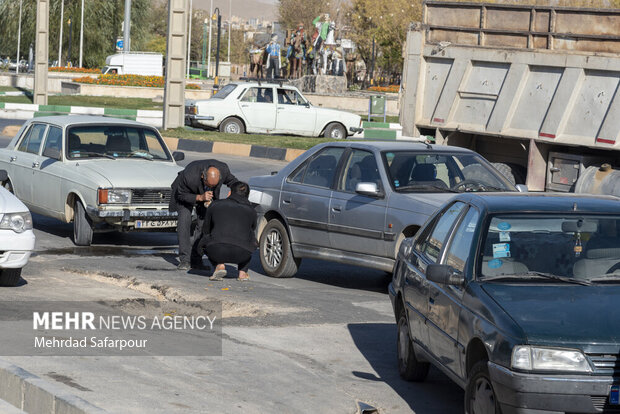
[0,120,463,413]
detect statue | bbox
[264,34,282,78]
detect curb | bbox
[0,358,106,414]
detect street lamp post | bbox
[79,0,84,67]
[207,0,213,77]
[58,0,64,66]
[16,0,23,74]
[227,0,231,62]
[213,8,221,88]
[186,0,193,78]
[202,18,208,78]
[67,19,73,66]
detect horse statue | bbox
[249,47,266,78]
[287,24,307,79]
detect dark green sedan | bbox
[388,193,620,414]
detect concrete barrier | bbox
[0,359,106,414]
[61,82,214,101]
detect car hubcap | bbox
[471,377,496,414]
[225,122,240,134]
[264,229,283,268]
[398,318,409,366]
[331,128,343,139]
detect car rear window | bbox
[211,84,237,99]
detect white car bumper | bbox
[0,229,35,268]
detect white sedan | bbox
[0,171,35,286]
[185,82,363,139]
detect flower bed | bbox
[50,67,101,74]
[73,74,200,89]
[368,85,400,93]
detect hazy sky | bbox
[192,0,278,20]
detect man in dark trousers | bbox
[198,182,257,281]
[169,159,238,270]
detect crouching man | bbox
[198,182,258,281]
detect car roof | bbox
[25,115,153,129]
[229,82,296,89]
[316,140,477,154]
[456,193,620,214]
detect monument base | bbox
[290,75,347,94]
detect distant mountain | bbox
[192,0,277,21]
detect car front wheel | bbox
[219,117,245,134]
[324,122,346,139]
[397,305,430,381]
[465,361,502,414]
[0,268,22,286]
[259,219,300,278]
[73,200,93,246]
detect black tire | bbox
[0,268,21,287]
[491,163,516,185]
[259,219,300,278]
[397,305,430,381]
[323,122,347,139]
[507,163,526,185]
[465,361,502,414]
[3,180,13,194]
[73,200,93,246]
[219,117,245,134]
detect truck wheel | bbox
[0,268,22,287]
[397,305,430,381]
[491,163,516,185]
[465,361,501,414]
[324,122,346,139]
[259,219,300,278]
[3,179,13,194]
[219,117,245,134]
[73,200,93,246]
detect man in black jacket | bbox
[169,159,238,270]
[198,182,257,281]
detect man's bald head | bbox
[203,167,221,188]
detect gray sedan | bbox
[248,141,518,278]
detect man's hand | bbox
[195,191,214,203]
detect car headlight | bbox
[98,189,131,204]
[511,345,592,372]
[0,212,33,233]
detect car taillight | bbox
[98,189,108,204]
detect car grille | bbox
[591,395,620,412]
[131,189,171,205]
[588,353,620,376]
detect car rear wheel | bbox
[219,117,245,134]
[73,200,93,246]
[324,122,346,139]
[465,361,502,414]
[397,305,430,381]
[259,219,300,278]
[0,268,22,286]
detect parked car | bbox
[185,81,363,139]
[0,116,185,246]
[248,141,518,278]
[389,193,620,414]
[0,170,35,286]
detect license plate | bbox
[135,220,177,229]
[610,385,619,405]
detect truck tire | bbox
[3,179,13,194]
[397,305,430,381]
[259,219,300,278]
[73,200,93,246]
[219,117,245,134]
[491,163,516,185]
[0,268,22,287]
[324,122,347,139]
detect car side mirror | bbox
[516,184,528,193]
[426,264,464,286]
[172,151,185,161]
[355,182,383,198]
[0,170,7,182]
[42,147,61,160]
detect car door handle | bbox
[241,104,249,108]
[32,162,39,168]
[282,199,291,204]
[9,156,16,162]
[331,206,341,212]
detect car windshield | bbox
[480,214,620,284]
[382,151,514,193]
[211,84,237,99]
[66,125,171,161]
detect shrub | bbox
[73,74,201,90]
[368,85,400,93]
[50,67,101,74]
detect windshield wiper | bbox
[588,274,620,284]
[478,185,509,192]
[396,184,459,193]
[482,271,591,286]
[71,151,116,160]
[128,151,154,160]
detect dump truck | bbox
[400,1,620,194]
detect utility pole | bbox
[163,0,189,129]
[214,8,221,86]
[227,0,231,62]
[207,0,213,77]
[33,0,49,105]
[202,18,207,77]
[67,19,73,65]
[124,0,131,52]
[186,0,193,78]
[79,0,84,67]
[58,0,63,66]
[16,0,23,74]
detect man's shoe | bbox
[191,261,210,271]
[177,262,191,271]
